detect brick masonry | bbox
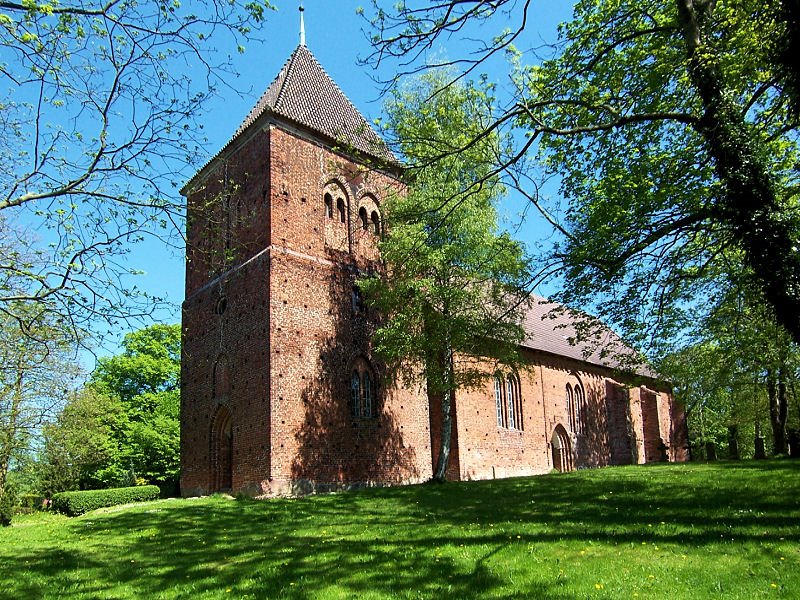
[180,119,689,497]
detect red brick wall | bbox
[182,122,430,497]
[182,119,688,497]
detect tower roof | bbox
[233,44,396,164]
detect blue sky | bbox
[127,1,574,349]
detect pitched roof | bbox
[520,295,658,379]
[234,44,396,164]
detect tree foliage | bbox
[366,0,800,352]
[659,279,800,457]
[38,388,127,494]
[360,71,530,481]
[0,0,274,342]
[40,323,181,492]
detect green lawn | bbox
[2,462,799,599]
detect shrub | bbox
[51,485,160,516]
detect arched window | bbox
[351,286,364,314]
[362,372,373,418]
[359,207,368,230]
[350,372,361,418]
[566,384,576,432]
[507,374,523,431]
[324,192,333,219]
[494,372,523,430]
[506,376,516,429]
[494,375,504,427]
[575,383,585,433]
[371,211,380,235]
[350,358,377,419]
[336,198,346,223]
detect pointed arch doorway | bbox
[551,424,573,473]
[210,406,233,492]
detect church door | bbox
[211,406,233,492]
[551,425,573,472]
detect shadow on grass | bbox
[3,461,799,598]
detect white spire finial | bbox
[299,3,306,46]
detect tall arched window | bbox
[494,373,523,430]
[494,375,504,427]
[350,358,377,419]
[507,376,516,429]
[371,211,380,235]
[359,207,368,230]
[350,372,361,418]
[566,384,576,432]
[363,372,373,418]
[324,192,333,219]
[575,383,585,433]
[507,374,523,431]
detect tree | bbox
[40,323,181,491]
[366,1,800,350]
[0,0,274,343]
[360,72,530,482]
[38,388,127,494]
[659,277,800,457]
[0,303,80,523]
[91,323,181,488]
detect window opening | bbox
[362,372,372,418]
[359,207,368,230]
[371,211,380,235]
[507,376,516,429]
[352,286,364,313]
[337,198,346,223]
[324,193,333,219]
[495,375,504,427]
[350,372,361,418]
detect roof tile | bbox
[235,44,396,163]
[521,295,657,378]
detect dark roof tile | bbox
[521,295,658,378]
[235,44,396,163]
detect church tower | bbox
[180,43,434,496]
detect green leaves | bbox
[361,71,530,396]
[40,324,181,493]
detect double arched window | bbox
[323,185,347,224]
[357,195,381,237]
[350,359,377,418]
[494,373,523,430]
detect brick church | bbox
[179,39,689,497]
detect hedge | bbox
[51,485,160,516]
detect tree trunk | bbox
[432,346,455,482]
[0,366,24,503]
[767,367,789,454]
[675,0,800,344]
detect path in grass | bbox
[1,461,799,599]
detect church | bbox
[179,37,689,497]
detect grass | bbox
[1,461,799,599]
